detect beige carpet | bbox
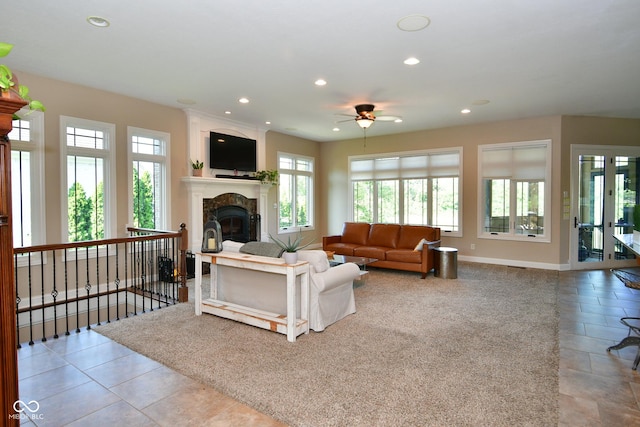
[95,263,559,426]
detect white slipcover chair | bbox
[220,242,360,331]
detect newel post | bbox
[178,223,189,303]
[0,94,27,426]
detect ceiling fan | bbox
[337,104,402,129]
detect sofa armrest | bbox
[421,239,441,270]
[312,262,361,293]
[424,239,441,250]
[323,235,342,248]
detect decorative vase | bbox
[193,169,203,177]
[283,251,298,264]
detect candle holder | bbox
[202,217,222,253]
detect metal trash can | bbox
[434,247,458,279]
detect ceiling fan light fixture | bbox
[356,117,374,129]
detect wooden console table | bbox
[195,251,310,342]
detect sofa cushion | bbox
[386,249,421,263]
[367,224,401,248]
[239,242,284,258]
[297,250,330,273]
[323,242,359,256]
[341,222,371,245]
[397,225,438,249]
[353,246,387,260]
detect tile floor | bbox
[16,331,285,426]
[14,268,640,426]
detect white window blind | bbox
[351,151,460,180]
[481,143,547,180]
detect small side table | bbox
[607,317,640,370]
[434,247,458,279]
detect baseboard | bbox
[458,254,567,271]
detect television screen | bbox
[209,132,257,173]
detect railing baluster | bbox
[27,253,33,345]
[15,255,21,349]
[64,249,70,336]
[52,250,59,339]
[85,246,91,330]
[13,225,188,346]
[75,247,80,333]
[40,250,46,342]
[106,243,110,323]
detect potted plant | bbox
[633,205,640,245]
[255,169,279,185]
[191,159,204,177]
[0,42,45,116]
[269,232,314,264]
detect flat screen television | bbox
[209,132,257,173]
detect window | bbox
[128,127,170,230]
[9,112,45,247]
[278,153,314,231]
[61,116,116,242]
[350,149,462,233]
[478,140,551,241]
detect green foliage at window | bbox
[68,182,93,242]
[133,168,155,228]
[92,181,105,239]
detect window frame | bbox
[277,151,315,234]
[348,147,463,236]
[477,139,552,242]
[9,110,45,248]
[127,126,171,230]
[60,116,117,242]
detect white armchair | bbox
[296,250,361,332]
[220,242,361,332]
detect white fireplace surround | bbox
[182,176,270,253]
[182,109,269,253]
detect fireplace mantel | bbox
[182,176,270,252]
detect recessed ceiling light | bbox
[403,57,420,66]
[397,14,430,32]
[238,97,249,104]
[315,79,327,86]
[224,111,231,115]
[461,108,471,114]
[333,127,340,132]
[265,121,271,125]
[87,16,110,27]
[394,118,403,123]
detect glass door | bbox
[571,146,640,269]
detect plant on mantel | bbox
[255,169,279,185]
[190,159,204,177]
[0,42,45,116]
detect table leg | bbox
[195,254,202,315]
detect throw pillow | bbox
[222,240,245,253]
[239,241,285,258]
[413,238,428,251]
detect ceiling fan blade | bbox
[376,115,401,122]
[335,118,356,123]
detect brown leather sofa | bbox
[323,222,441,278]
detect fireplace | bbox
[203,199,261,243]
[182,176,269,253]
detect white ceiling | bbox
[4,0,640,141]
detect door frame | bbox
[570,144,640,270]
